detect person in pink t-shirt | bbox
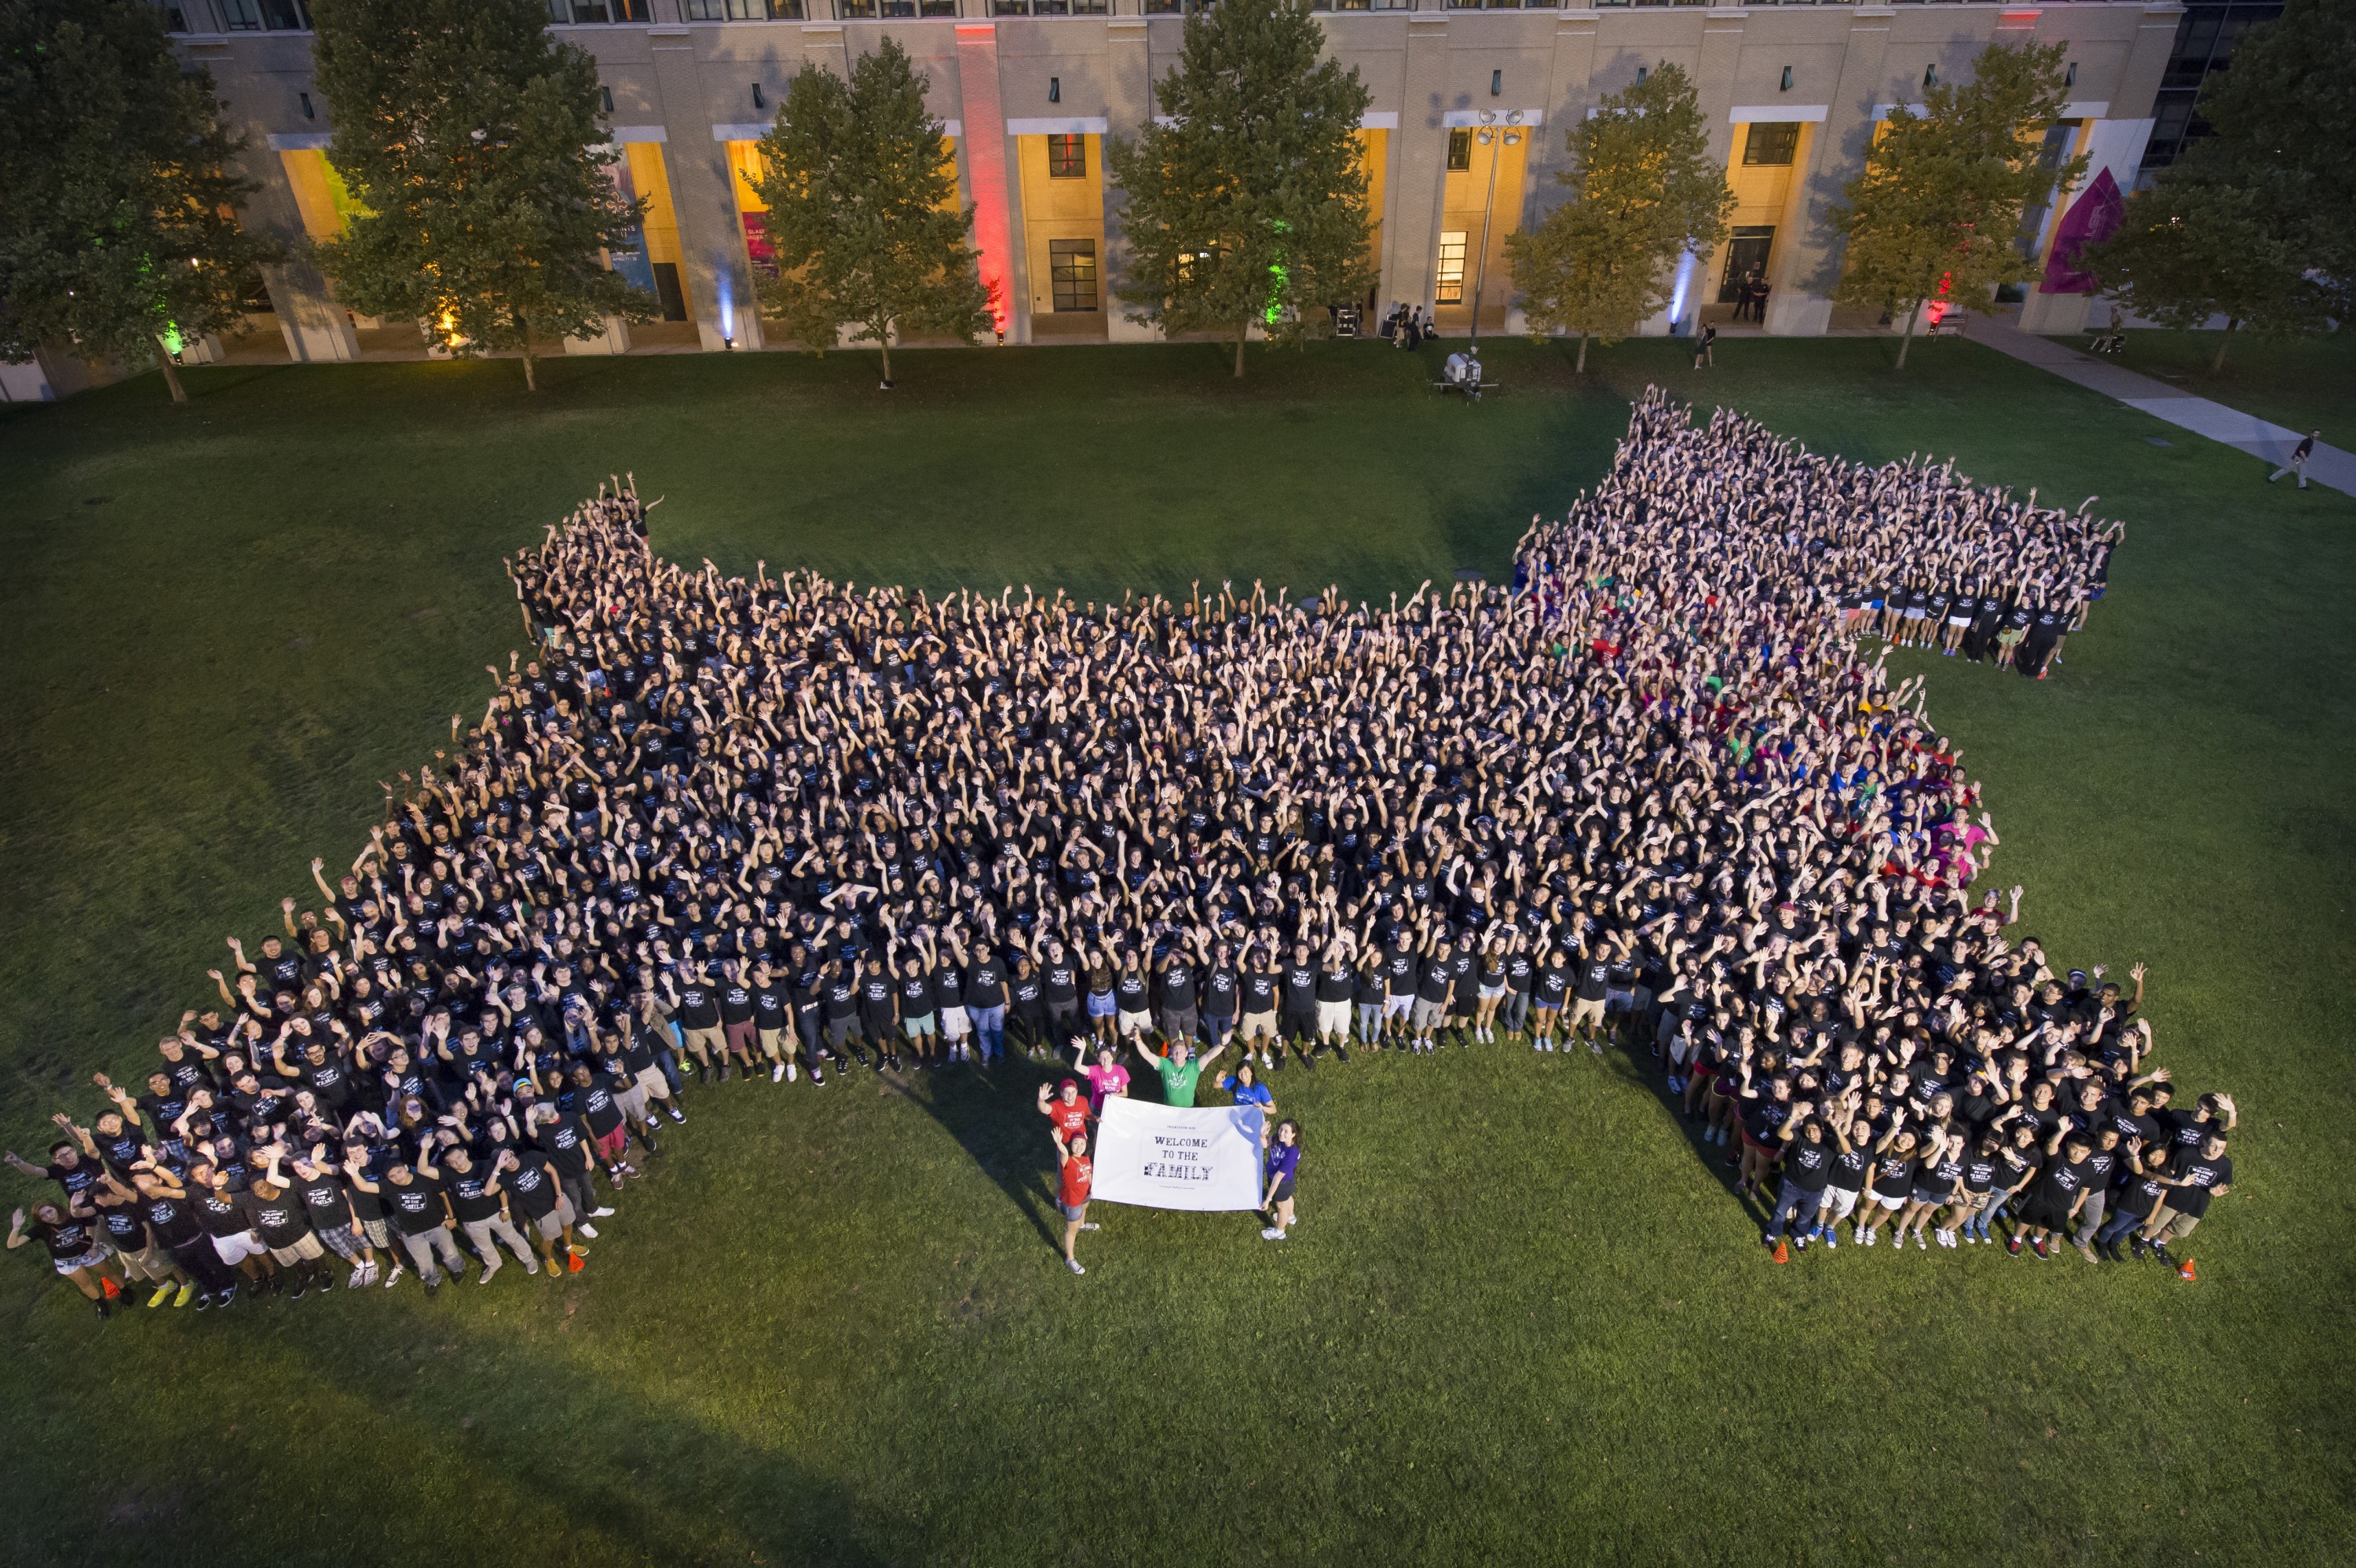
[1077,1040,1130,1117]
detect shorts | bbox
[1410,997,1446,1032]
[1316,1000,1351,1036]
[269,1232,326,1267]
[1061,1201,1088,1223]
[56,1244,112,1276]
[1947,613,1971,627]
[1604,987,1637,1013]
[1909,1187,1956,1210]
[825,1014,865,1047]
[529,1200,573,1241]
[1086,992,1118,1020]
[1997,628,2026,648]
[1383,994,1414,1019]
[594,1124,628,1162]
[682,1024,726,1058]
[942,1007,972,1040]
[359,1217,391,1250]
[212,1230,269,1266]
[1268,1175,1296,1205]
[636,1062,674,1100]
[1820,1187,1861,1223]
[756,1026,785,1060]
[1159,1007,1198,1044]
[317,1224,362,1261]
[903,1012,937,1038]
[1868,1190,1906,1212]
[115,1242,168,1282]
[1239,1012,1277,1043]
[2147,1205,2201,1242]
[613,1080,649,1122]
[1568,996,1607,1029]
[1477,984,1506,1002]
[1118,1008,1151,1039]
[724,1019,757,1057]
[1902,606,1927,620]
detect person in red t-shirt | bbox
[1057,1132,1094,1275]
[1037,1078,1091,1157]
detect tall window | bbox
[1049,240,1099,313]
[1446,129,1472,172]
[1046,134,1086,180]
[2144,2,2282,170]
[1435,232,1467,304]
[1742,122,1799,166]
[222,0,312,29]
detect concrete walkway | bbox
[1961,313,2353,498]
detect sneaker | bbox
[1066,1258,1085,1275]
[218,1285,237,1308]
[1260,1227,1286,1241]
[1820,1229,1838,1251]
[1862,1228,1877,1248]
[1590,1041,1603,1054]
[2129,1235,2147,1261]
[773,1063,786,1083]
[1335,1045,1349,1064]
[425,1276,441,1298]
[785,1064,798,1084]
[195,1292,214,1311]
[1080,1222,1100,1231]
[174,1283,195,1308]
[148,1284,174,1309]
[2032,1237,2050,1259]
[95,1295,112,1319]
[2007,1234,2024,1255]
[1301,1052,1316,1072]
[1914,1230,1928,1251]
[383,1263,407,1289]
[665,1103,686,1123]
[591,1207,616,1218]
[1793,1233,1809,1252]
[291,1274,308,1301]
[2076,1243,2099,1264]
[813,1069,828,1085]
[477,1266,499,1286]
[524,1260,540,1275]
[576,1223,598,1239]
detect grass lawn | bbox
[2106,326,2354,446]
[1,334,2350,1567]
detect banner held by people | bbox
[1089,1099,1267,1212]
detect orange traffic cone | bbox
[1772,1237,1791,1265]
[100,1276,121,1299]
[568,1250,587,1274]
[2177,1256,2197,1282]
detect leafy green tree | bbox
[1105,0,1374,378]
[309,0,653,392]
[2082,0,2350,368]
[0,0,282,404]
[748,37,991,387]
[1505,63,1731,374]
[1827,40,2086,368]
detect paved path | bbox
[1962,313,2353,498]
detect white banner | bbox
[1088,1098,1266,1212]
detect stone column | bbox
[1385,16,1454,316]
[1769,5,1893,337]
[1103,16,1158,343]
[649,26,760,353]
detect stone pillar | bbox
[1103,16,1158,343]
[1385,16,1454,316]
[956,22,1024,344]
[1770,5,1895,337]
[649,27,759,353]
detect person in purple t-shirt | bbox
[1260,1119,1301,1242]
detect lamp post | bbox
[1465,111,1524,345]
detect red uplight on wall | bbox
[955,24,1015,336]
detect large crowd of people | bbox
[5,387,2236,1319]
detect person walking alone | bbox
[2268,429,2318,489]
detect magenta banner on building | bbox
[2040,168,2125,295]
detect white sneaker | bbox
[591,1207,616,1218]
[1080,1222,1100,1231]
[1914,1230,1928,1250]
[1066,1258,1085,1275]
[772,1063,785,1083]
[1862,1228,1877,1247]
[576,1223,598,1239]
[382,1264,406,1288]
[524,1260,540,1275]
[1260,1226,1286,1241]
[786,1063,798,1083]
[476,1266,499,1286]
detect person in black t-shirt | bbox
[2140,1131,2231,1263]
[379,1150,466,1295]
[6,1197,120,1318]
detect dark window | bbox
[1049,240,1098,313]
[2143,2,2282,169]
[560,0,654,18]
[651,263,689,323]
[1046,134,1086,180]
[1446,128,1472,171]
[839,0,879,13]
[1742,122,1799,166]
[991,0,1029,12]
[152,0,192,31]
[222,0,313,28]
[921,0,957,12]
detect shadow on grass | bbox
[891,1053,1068,1258]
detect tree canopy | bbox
[1827,40,2084,368]
[1105,0,1374,378]
[1505,62,1731,372]
[748,37,991,386]
[0,0,282,402]
[309,0,653,391]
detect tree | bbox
[1827,40,2086,369]
[2080,0,2350,368]
[309,0,653,393]
[748,37,991,387]
[0,0,282,404]
[1106,0,1374,378]
[1505,63,1731,374]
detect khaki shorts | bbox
[635,1062,673,1101]
[1238,1011,1277,1043]
[269,1232,325,1267]
[681,1024,726,1059]
[1117,1009,1151,1039]
[757,1026,785,1061]
[2148,1205,2202,1242]
[1568,996,1608,1029]
[115,1243,169,1283]
[1316,1000,1352,1036]
[613,1080,649,1122]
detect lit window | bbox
[1743,122,1800,166]
[1049,239,1099,313]
[1436,232,1467,304]
[1047,135,1086,180]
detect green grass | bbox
[2107,326,2354,444]
[1,336,2351,1567]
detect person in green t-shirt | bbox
[1130,1034,1224,1108]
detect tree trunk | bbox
[2211,318,2237,373]
[1893,302,1919,371]
[518,314,538,392]
[880,332,893,386]
[155,338,188,404]
[1234,325,1248,379]
[1575,330,1590,375]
